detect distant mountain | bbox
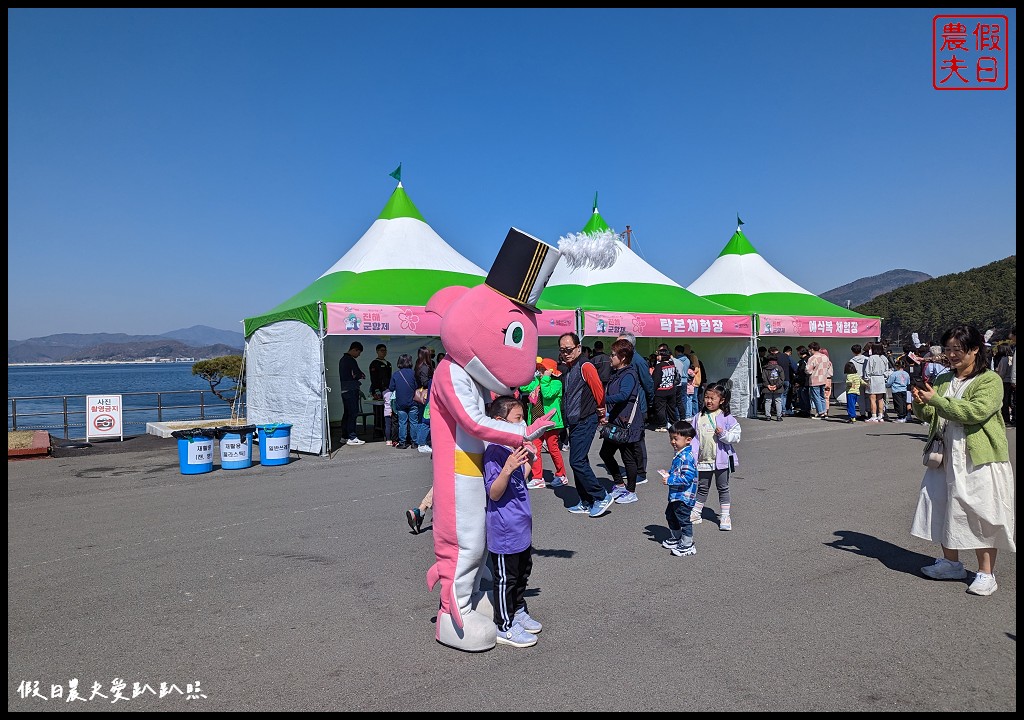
[820,269,932,308]
[160,325,244,347]
[8,325,244,364]
[855,256,1016,345]
[66,340,240,363]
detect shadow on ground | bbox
[825,530,936,577]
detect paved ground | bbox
[8,414,1016,711]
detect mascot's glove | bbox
[524,409,557,442]
[527,387,541,406]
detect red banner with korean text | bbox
[757,315,881,338]
[326,303,576,337]
[583,312,752,338]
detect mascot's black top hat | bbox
[485,227,561,313]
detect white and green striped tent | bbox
[243,183,486,454]
[687,228,881,399]
[539,202,757,417]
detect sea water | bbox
[7,363,239,435]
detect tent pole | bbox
[749,317,759,419]
[318,301,331,457]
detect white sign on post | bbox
[86,394,123,441]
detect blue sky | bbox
[8,8,1017,340]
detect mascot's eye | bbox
[503,322,525,348]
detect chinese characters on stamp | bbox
[934,15,1009,90]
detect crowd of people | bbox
[340,325,1014,606]
[754,329,1016,427]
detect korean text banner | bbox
[327,303,576,337]
[583,312,752,338]
[758,315,881,338]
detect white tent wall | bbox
[245,321,325,455]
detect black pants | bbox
[340,383,360,440]
[1002,381,1015,423]
[638,431,648,476]
[599,439,639,492]
[490,547,533,632]
[654,394,674,428]
[892,390,908,419]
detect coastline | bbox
[9,359,202,367]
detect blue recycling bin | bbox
[216,425,256,470]
[257,423,293,466]
[171,429,216,475]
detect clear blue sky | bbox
[8,8,1017,340]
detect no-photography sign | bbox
[86,395,123,441]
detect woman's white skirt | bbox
[910,420,1016,551]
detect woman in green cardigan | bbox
[910,325,1015,596]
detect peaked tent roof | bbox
[538,205,742,315]
[687,229,876,319]
[244,184,486,336]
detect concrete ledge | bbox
[147,420,246,438]
[8,431,51,459]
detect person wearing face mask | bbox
[910,325,1015,596]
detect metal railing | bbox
[8,390,244,439]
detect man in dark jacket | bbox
[782,345,799,416]
[338,342,366,444]
[590,340,612,386]
[368,344,392,439]
[558,332,609,516]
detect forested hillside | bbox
[855,256,1015,345]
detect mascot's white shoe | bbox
[436,609,497,652]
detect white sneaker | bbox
[967,572,998,596]
[690,508,703,525]
[346,437,366,445]
[719,514,732,531]
[418,445,432,453]
[920,557,967,580]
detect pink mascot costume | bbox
[425,228,561,651]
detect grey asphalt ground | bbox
[8,415,1016,712]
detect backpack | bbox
[591,352,612,385]
[765,364,783,390]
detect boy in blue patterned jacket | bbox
[657,421,699,557]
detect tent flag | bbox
[389,163,402,182]
[737,213,744,229]
[593,191,599,211]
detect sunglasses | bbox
[558,346,577,355]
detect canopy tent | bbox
[539,200,756,417]
[243,182,490,455]
[687,227,882,399]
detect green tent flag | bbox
[389,163,402,182]
[593,191,599,211]
[737,214,744,227]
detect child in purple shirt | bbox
[483,395,542,648]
